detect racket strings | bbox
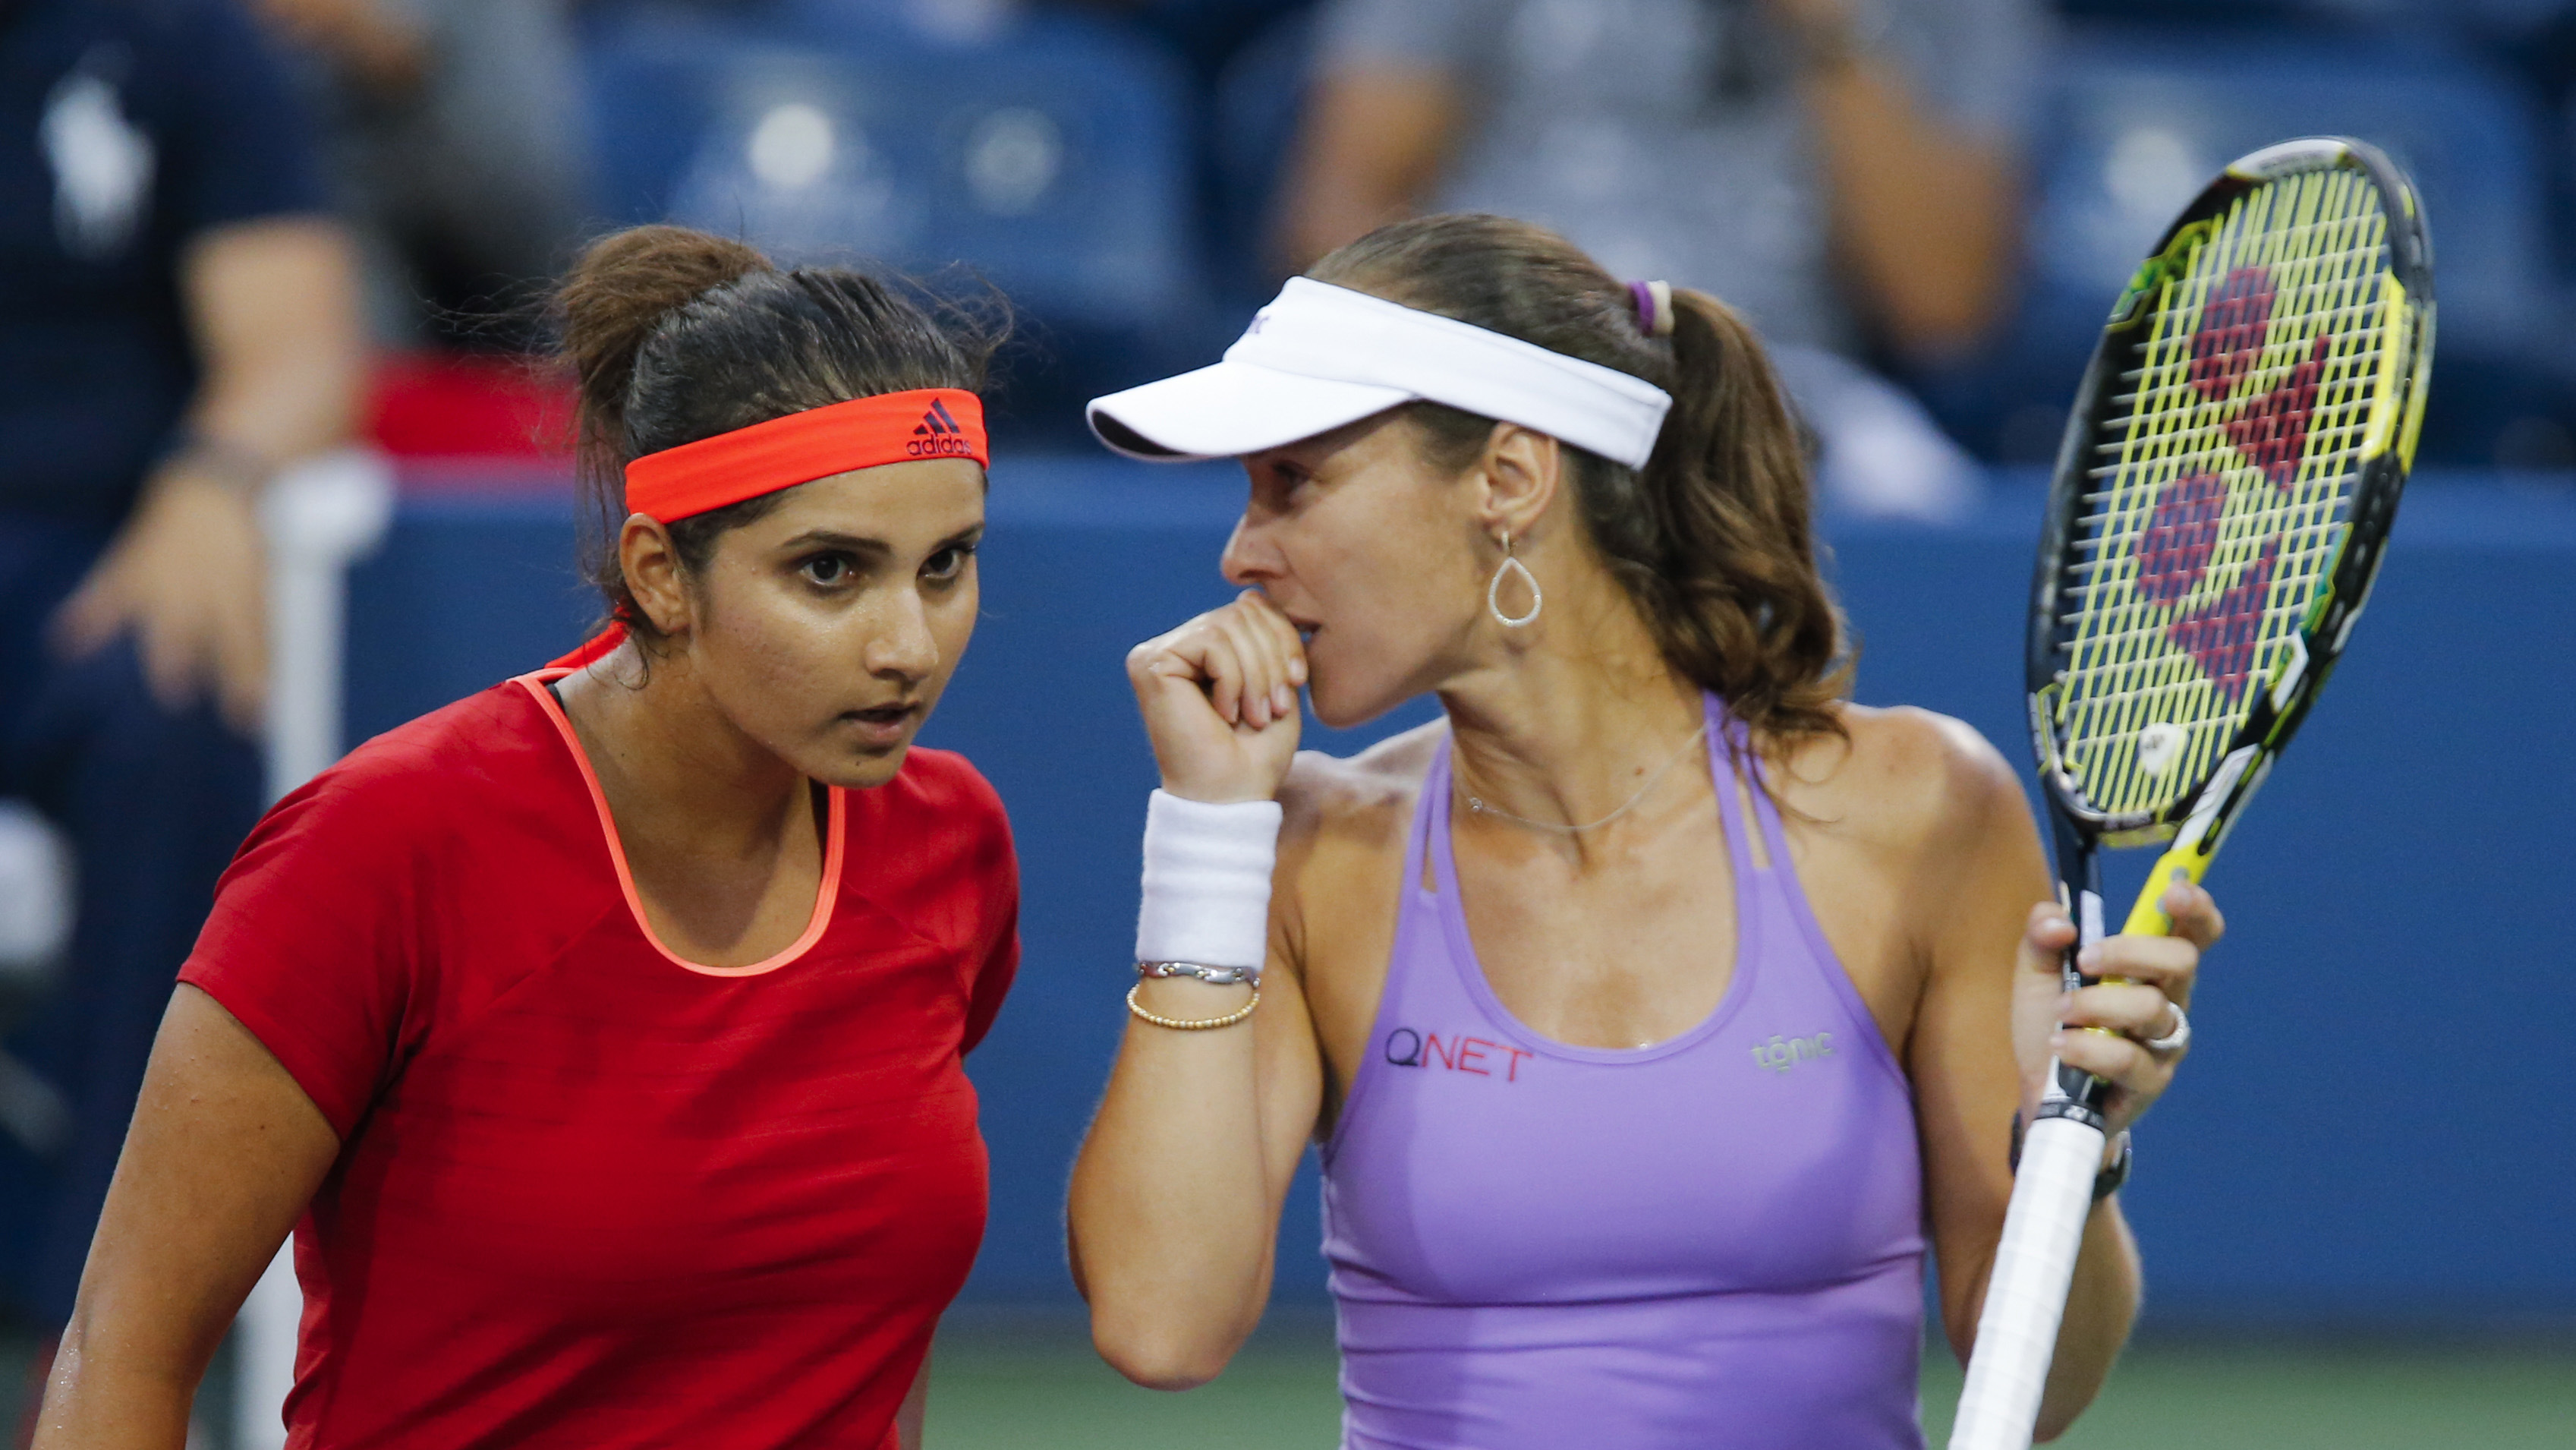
[2049,165,2393,818]
[2061,203,2376,800]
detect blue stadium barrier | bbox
[347,461,2576,1327]
[1941,24,2566,467]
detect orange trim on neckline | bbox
[515,670,844,979]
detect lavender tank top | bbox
[1320,695,1927,1449]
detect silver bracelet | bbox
[1137,960,1261,988]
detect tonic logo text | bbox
[1385,1028,1532,1083]
[1751,1032,1834,1074]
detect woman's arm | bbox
[1767,0,2021,355]
[33,985,341,1450]
[1067,593,1321,1389]
[1910,737,2212,1442]
[1067,922,1325,1387]
[50,216,363,733]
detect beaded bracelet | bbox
[1126,982,1258,1032]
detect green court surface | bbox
[9,1320,2566,1446]
[925,1314,2576,1449]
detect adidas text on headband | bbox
[623,388,989,523]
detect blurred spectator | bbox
[1068,0,1318,301]
[0,0,361,1338]
[1277,0,2043,518]
[251,0,586,348]
[1083,0,1312,77]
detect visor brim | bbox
[1087,361,1416,463]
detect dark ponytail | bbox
[1308,213,1850,754]
[553,225,1001,645]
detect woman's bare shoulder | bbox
[1775,702,2029,853]
[1278,719,1446,859]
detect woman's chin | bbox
[1308,673,1409,733]
[809,743,910,792]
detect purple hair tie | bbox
[1627,279,1674,338]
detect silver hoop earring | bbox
[1487,531,1542,629]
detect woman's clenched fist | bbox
[1127,590,1308,803]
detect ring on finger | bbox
[2137,1001,2191,1055]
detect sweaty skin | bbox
[1069,412,2211,1442]
[33,459,984,1450]
[556,459,987,966]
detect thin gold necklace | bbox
[1458,723,1710,835]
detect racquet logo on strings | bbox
[2134,263,2332,701]
[2055,156,2406,821]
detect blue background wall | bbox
[348,462,2576,1328]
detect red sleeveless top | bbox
[181,670,1019,1448]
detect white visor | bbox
[1088,278,1674,470]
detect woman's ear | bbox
[618,514,693,638]
[1474,422,1564,543]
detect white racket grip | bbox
[1948,1112,2107,1450]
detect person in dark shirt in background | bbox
[0,0,362,1370]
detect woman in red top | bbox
[31,226,1020,1449]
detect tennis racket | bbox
[1948,136,2434,1450]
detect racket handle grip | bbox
[1948,1112,2107,1450]
[2121,843,2208,937]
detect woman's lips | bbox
[843,702,921,746]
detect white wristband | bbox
[1136,790,1281,969]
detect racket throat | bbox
[2048,834,2119,1123]
[2051,821,2108,1002]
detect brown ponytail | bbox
[1308,213,1850,755]
[553,225,1001,645]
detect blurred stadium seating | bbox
[1929,20,2574,468]
[1202,7,1315,305]
[582,0,1209,446]
[549,2,2576,469]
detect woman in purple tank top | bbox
[1068,215,2221,1448]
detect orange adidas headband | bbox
[622,388,987,522]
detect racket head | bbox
[2028,136,2434,847]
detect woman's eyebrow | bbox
[775,528,890,554]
